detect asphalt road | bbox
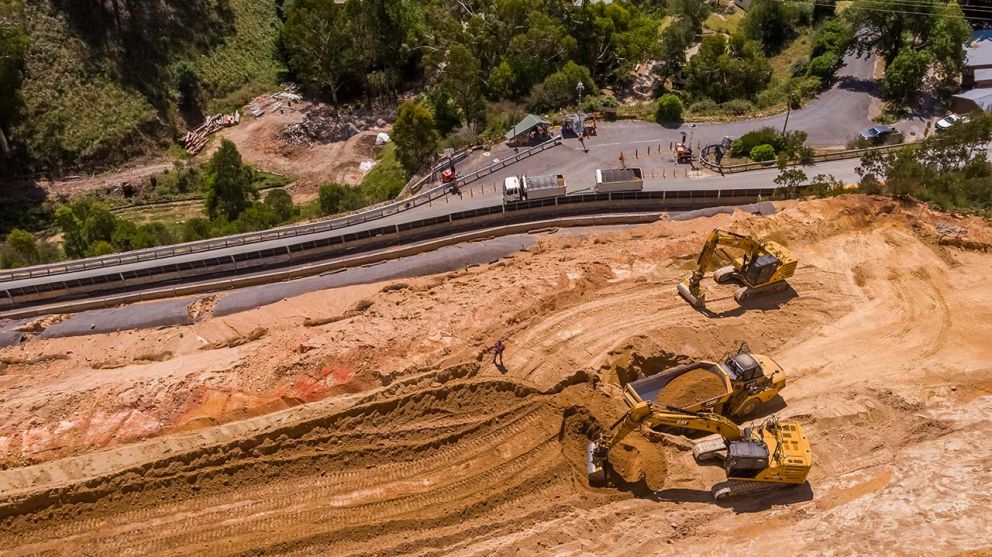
[1,53,891,294]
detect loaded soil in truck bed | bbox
[654,369,727,407]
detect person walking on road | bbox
[493,339,505,367]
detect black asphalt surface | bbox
[38,298,196,338]
[212,234,537,316]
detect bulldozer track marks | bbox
[0,376,597,556]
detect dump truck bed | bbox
[623,361,733,411]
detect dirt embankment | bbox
[2,195,992,555]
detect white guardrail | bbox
[0,136,563,282]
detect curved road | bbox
[1,53,899,303]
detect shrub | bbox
[720,99,754,116]
[806,52,839,80]
[87,241,115,257]
[0,229,40,268]
[655,94,684,123]
[750,144,777,161]
[263,189,294,222]
[688,99,719,114]
[319,183,364,216]
[731,127,780,157]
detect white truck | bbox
[595,168,643,193]
[502,174,567,203]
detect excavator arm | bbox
[587,402,743,484]
[678,229,763,307]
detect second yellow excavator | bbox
[677,229,797,308]
[587,402,812,499]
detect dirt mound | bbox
[0,375,644,555]
[655,369,726,407]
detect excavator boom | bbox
[678,229,796,308]
[587,401,812,499]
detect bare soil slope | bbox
[1,196,991,555]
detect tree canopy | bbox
[203,140,257,221]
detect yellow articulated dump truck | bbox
[622,344,786,420]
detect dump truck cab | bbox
[622,347,786,420]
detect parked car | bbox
[859,125,895,142]
[935,114,962,132]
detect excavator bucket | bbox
[587,442,607,486]
[677,281,705,308]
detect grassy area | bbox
[769,31,814,83]
[16,0,283,170]
[703,7,743,36]
[359,144,407,204]
[196,0,285,114]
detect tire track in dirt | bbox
[0,375,622,557]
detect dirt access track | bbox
[1,195,992,555]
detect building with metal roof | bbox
[950,87,992,114]
[505,114,551,146]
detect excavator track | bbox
[734,280,791,304]
[711,480,787,500]
[713,266,738,285]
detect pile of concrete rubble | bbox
[282,105,393,145]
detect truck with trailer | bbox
[502,174,567,203]
[594,168,643,193]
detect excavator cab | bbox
[741,253,781,286]
[725,440,770,478]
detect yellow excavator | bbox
[587,402,812,500]
[677,229,797,308]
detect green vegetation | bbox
[203,139,258,221]
[393,101,440,176]
[2,0,283,173]
[845,0,971,105]
[857,112,992,213]
[750,144,776,162]
[655,94,684,123]
[317,142,406,216]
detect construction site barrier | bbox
[0,136,563,283]
[698,143,907,174]
[0,186,774,313]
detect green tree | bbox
[845,0,937,64]
[806,52,839,80]
[111,220,139,251]
[283,0,356,103]
[264,189,294,222]
[668,0,711,31]
[392,101,439,175]
[0,0,28,158]
[576,2,661,81]
[487,60,517,100]
[528,61,598,112]
[427,89,460,136]
[655,94,684,123]
[655,21,693,86]
[442,44,484,129]
[883,49,931,104]
[55,206,88,258]
[0,228,38,267]
[203,139,257,221]
[927,1,971,86]
[741,0,798,53]
[174,61,201,110]
[685,34,772,103]
[319,183,365,215]
[505,11,578,94]
[82,206,117,245]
